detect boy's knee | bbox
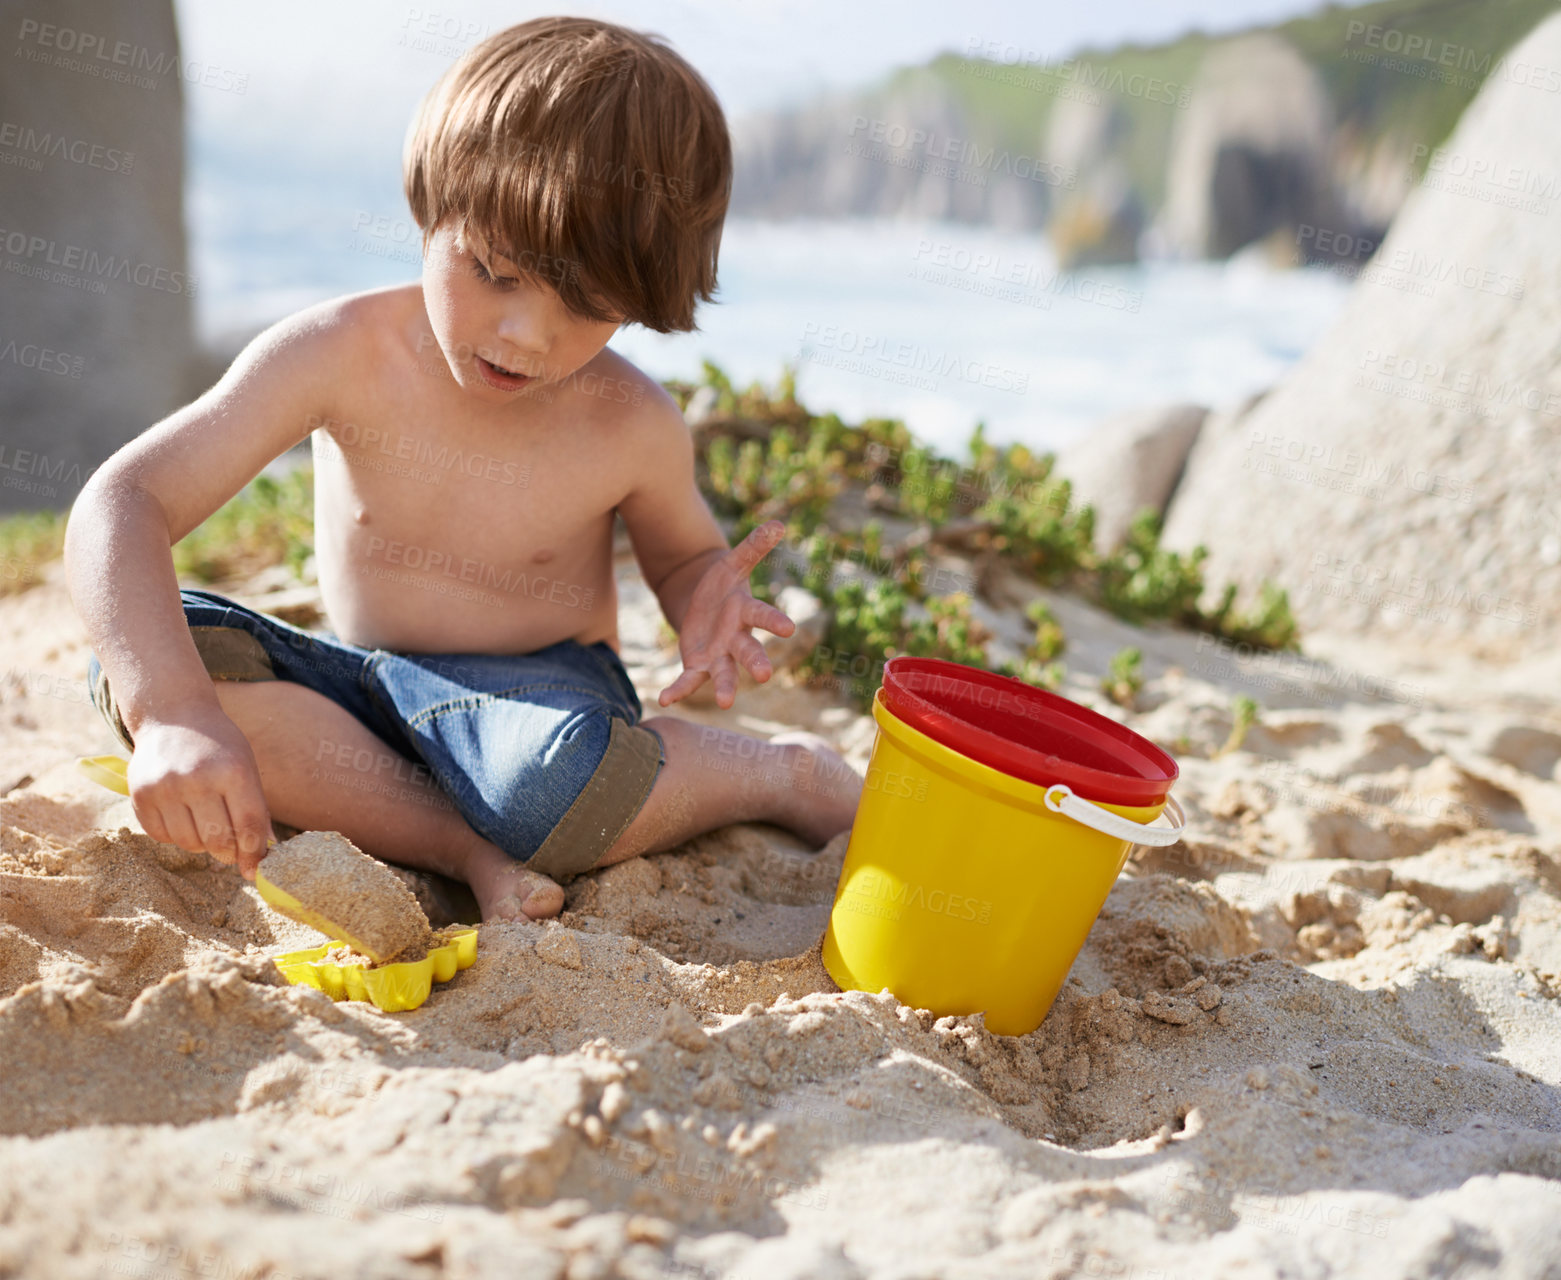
[522,716,664,882]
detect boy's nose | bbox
[494,312,552,367]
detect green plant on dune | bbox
[996,598,1068,693]
[0,509,68,597]
[797,572,992,710]
[961,432,1097,585]
[172,468,315,585]
[1201,579,1302,652]
[1096,509,1208,627]
[997,654,1066,693]
[1096,509,1300,651]
[1102,646,1144,709]
[1024,600,1066,662]
[1216,694,1262,758]
[701,413,846,542]
[683,362,1303,708]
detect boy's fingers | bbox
[724,520,786,578]
[712,654,738,708]
[732,632,771,682]
[163,802,204,854]
[229,793,271,880]
[658,667,708,706]
[191,796,238,863]
[134,800,172,847]
[741,599,795,636]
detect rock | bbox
[658,1002,707,1053]
[535,927,583,971]
[1046,99,1143,267]
[0,0,194,514]
[1058,404,1208,550]
[760,585,829,672]
[1158,34,1342,260]
[1141,990,1198,1025]
[1483,726,1561,780]
[1161,13,1561,659]
[1049,168,1145,269]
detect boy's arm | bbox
[64,302,347,874]
[617,394,795,709]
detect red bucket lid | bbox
[880,656,1177,807]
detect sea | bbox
[189,160,1353,458]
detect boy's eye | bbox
[470,255,519,290]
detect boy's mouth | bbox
[475,355,534,390]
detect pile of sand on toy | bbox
[260,830,431,963]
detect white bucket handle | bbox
[1042,784,1186,848]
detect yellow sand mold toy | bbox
[76,753,477,1011]
[272,929,478,1012]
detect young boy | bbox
[64,16,861,922]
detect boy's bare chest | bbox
[309,396,625,561]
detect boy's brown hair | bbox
[403,16,731,334]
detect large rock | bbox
[0,0,193,514]
[1045,97,1143,268]
[1158,34,1341,260]
[1059,404,1207,550]
[1161,12,1561,658]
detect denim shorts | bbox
[86,588,666,879]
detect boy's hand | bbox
[658,520,796,710]
[126,705,274,880]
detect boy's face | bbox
[420,222,622,399]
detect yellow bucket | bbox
[823,663,1184,1036]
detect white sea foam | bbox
[191,188,1350,455]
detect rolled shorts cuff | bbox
[89,625,278,752]
[524,718,665,882]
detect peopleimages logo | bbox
[842,868,993,925]
[845,116,1074,189]
[15,18,249,93]
[799,322,1030,394]
[0,227,195,295]
[0,122,133,173]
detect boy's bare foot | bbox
[767,730,862,848]
[457,831,564,921]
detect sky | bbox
[173,0,1378,149]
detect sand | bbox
[261,830,432,963]
[0,554,1558,1279]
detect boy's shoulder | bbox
[246,284,422,374]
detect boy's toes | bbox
[517,874,565,920]
[479,867,563,922]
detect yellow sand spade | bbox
[75,753,475,1010]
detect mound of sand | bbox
[0,556,1558,1279]
[262,830,432,963]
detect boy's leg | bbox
[212,680,564,920]
[595,716,862,868]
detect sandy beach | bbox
[2,534,1558,1280]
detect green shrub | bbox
[679,362,1303,710]
[0,510,67,597]
[1102,646,1144,709]
[1024,600,1066,661]
[1216,694,1261,758]
[172,468,314,584]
